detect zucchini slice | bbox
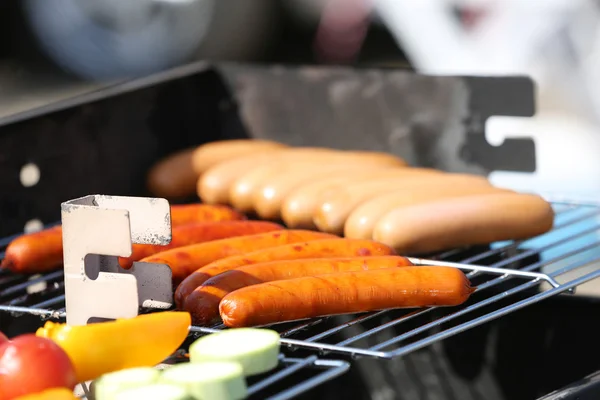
[113,383,190,400]
[189,328,280,376]
[160,362,247,400]
[94,367,160,400]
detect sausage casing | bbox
[175,238,396,308]
[280,167,439,229]
[119,220,283,268]
[220,266,474,327]
[143,230,336,284]
[185,255,412,325]
[313,173,491,235]
[344,185,511,240]
[373,193,554,254]
[191,139,288,175]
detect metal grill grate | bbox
[1,200,600,397]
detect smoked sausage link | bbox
[143,230,337,284]
[219,266,474,327]
[373,193,554,254]
[185,256,412,326]
[175,238,396,308]
[118,220,283,268]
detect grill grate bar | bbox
[367,253,600,352]
[335,242,600,349]
[386,265,600,358]
[0,271,64,297]
[266,359,351,400]
[247,356,318,395]
[31,294,65,309]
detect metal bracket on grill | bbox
[61,195,174,326]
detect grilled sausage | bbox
[175,238,396,308]
[373,193,554,254]
[197,149,293,204]
[1,204,245,274]
[313,173,491,235]
[220,266,474,327]
[142,230,336,284]
[228,150,406,214]
[344,186,512,240]
[191,139,288,175]
[281,168,441,229]
[169,203,245,226]
[118,221,283,268]
[185,256,413,325]
[146,148,198,200]
[0,226,63,274]
[253,165,407,221]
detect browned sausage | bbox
[220,266,474,327]
[175,238,395,308]
[118,220,283,268]
[142,230,336,284]
[185,256,413,325]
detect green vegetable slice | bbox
[94,367,160,400]
[113,383,190,400]
[189,328,280,376]
[160,362,247,400]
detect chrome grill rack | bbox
[1,200,599,398]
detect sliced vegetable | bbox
[160,362,247,400]
[189,328,280,376]
[36,311,191,383]
[94,367,160,400]
[113,384,190,400]
[13,388,78,400]
[0,335,77,400]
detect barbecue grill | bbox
[0,63,599,400]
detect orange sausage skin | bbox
[185,256,413,325]
[220,266,474,327]
[143,230,336,284]
[118,221,283,268]
[1,204,244,275]
[175,238,396,308]
[0,226,63,273]
[169,204,245,225]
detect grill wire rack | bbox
[1,199,600,398]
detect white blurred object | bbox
[374,0,600,199]
[22,0,216,80]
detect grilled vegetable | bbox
[189,329,280,376]
[94,367,160,400]
[36,312,191,383]
[0,335,77,400]
[175,238,396,309]
[185,256,413,326]
[160,362,247,400]
[13,388,78,400]
[144,230,336,285]
[0,204,244,275]
[118,220,283,268]
[113,384,190,400]
[220,267,474,327]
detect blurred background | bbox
[1,0,599,199]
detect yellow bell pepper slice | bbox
[14,388,78,400]
[36,311,191,383]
